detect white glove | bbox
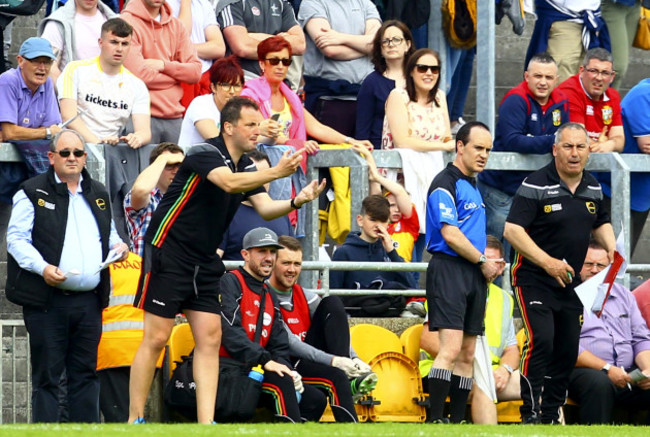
[331,356,359,378]
[353,357,372,374]
[291,370,304,394]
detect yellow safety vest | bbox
[96,252,163,370]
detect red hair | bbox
[257,36,292,61]
[209,55,244,86]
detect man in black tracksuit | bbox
[504,122,616,424]
[220,227,327,422]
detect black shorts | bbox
[425,253,487,335]
[134,244,224,318]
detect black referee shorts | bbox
[426,253,487,335]
[134,243,224,318]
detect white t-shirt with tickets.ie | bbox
[57,57,150,139]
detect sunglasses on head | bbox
[54,149,85,158]
[415,64,440,74]
[265,57,292,66]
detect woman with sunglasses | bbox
[241,35,372,158]
[382,48,455,153]
[178,55,274,149]
[356,20,415,149]
[382,48,455,275]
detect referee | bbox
[504,122,616,424]
[425,121,501,423]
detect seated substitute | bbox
[419,235,521,424]
[269,235,377,422]
[567,241,650,425]
[220,228,327,422]
[330,194,416,317]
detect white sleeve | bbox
[131,79,151,115]
[40,21,64,51]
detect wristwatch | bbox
[478,254,487,265]
[601,363,612,372]
[45,127,52,140]
[501,364,514,374]
[290,197,302,210]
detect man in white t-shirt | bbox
[38,0,117,88]
[57,18,151,148]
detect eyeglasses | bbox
[53,149,86,158]
[265,57,292,67]
[583,261,609,270]
[584,68,615,78]
[415,64,440,74]
[381,37,404,47]
[26,58,54,67]
[217,82,242,91]
[164,163,181,170]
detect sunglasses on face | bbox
[265,57,292,66]
[53,149,86,158]
[415,64,440,74]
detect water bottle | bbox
[248,365,264,382]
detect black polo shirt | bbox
[507,160,610,288]
[145,136,264,264]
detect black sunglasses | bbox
[415,64,440,74]
[54,149,86,158]
[265,57,292,66]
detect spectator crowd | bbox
[1,0,650,427]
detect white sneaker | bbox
[405,300,426,317]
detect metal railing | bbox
[304,149,643,288]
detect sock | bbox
[448,374,473,423]
[427,368,452,422]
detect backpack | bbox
[441,0,477,49]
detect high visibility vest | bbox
[97,252,163,370]
[418,283,513,377]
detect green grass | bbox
[0,423,645,437]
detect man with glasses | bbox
[217,0,305,82]
[124,142,185,257]
[0,37,62,255]
[504,122,616,424]
[57,18,151,149]
[6,129,128,422]
[566,241,650,424]
[558,48,624,154]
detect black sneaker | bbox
[350,372,378,402]
[522,415,540,425]
[431,418,450,424]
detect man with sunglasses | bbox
[6,129,129,422]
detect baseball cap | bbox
[242,227,283,250]
[19,37,56,60]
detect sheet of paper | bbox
[574,267,609,317]
[94,247,124,275]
